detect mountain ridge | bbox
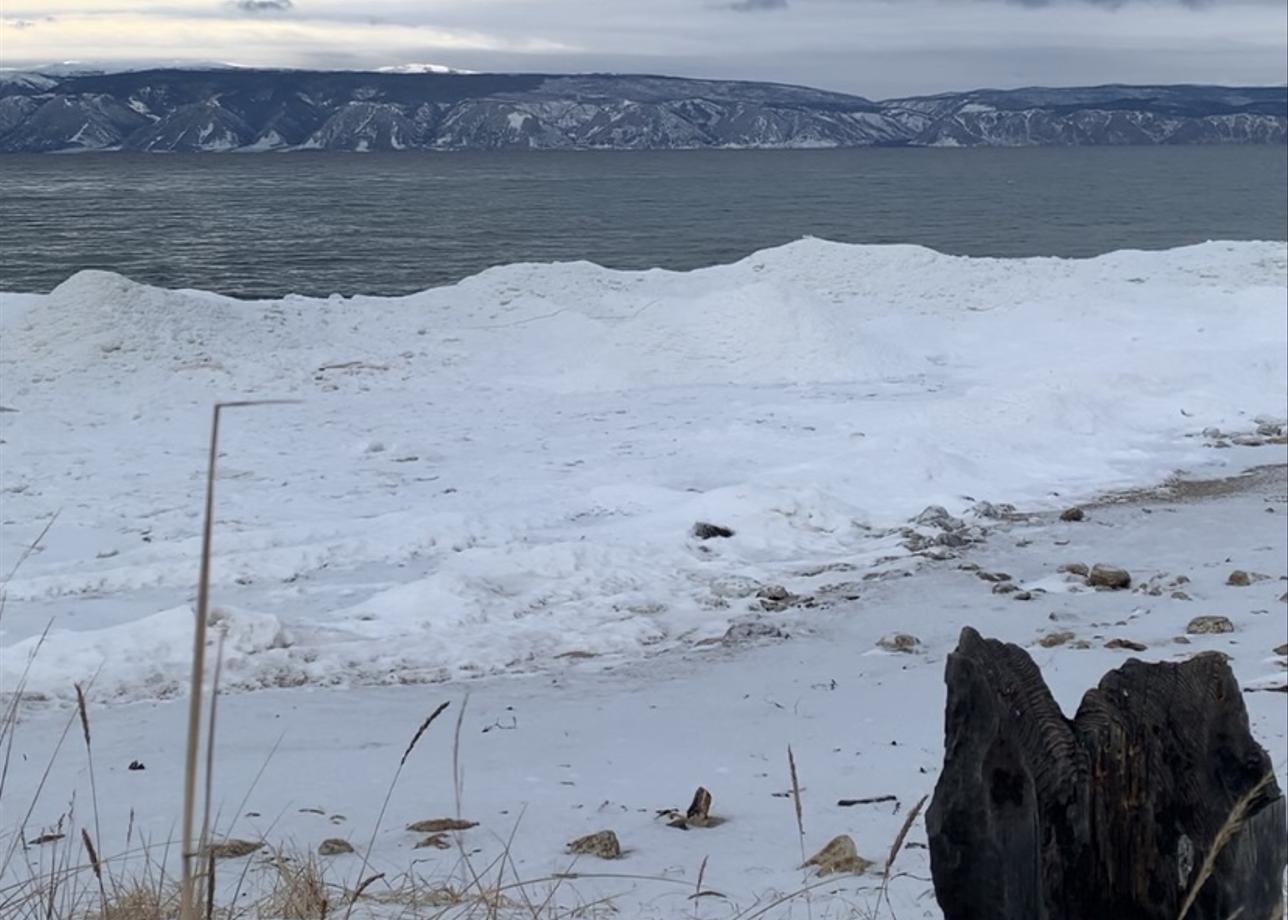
[1,68,1283,152]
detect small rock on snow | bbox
[877,632,921,653]
[318,838,354,856]
[1226,569,1266,587]
[801,834,873,877]
[722,619,788,644]
[1087,564,1131,590]
[567,830,622,859]
[913,505,964,530]
[691,521,735,540]
[1186,615,1235,635]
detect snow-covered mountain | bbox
[883,85,1288,146]
[0,69,1282,152]
[375,63,477,75]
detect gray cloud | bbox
[722,0,1220,7]
[1002,0,1210,7]
[4,0,1284,99]
[234,0,294,12]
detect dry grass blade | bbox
[884,794,927,875]
[199,629,228,877]
[1176,772,1276,920]
[179,400,295,920]
[80,827,108,918]
[73,679,106,900]
[449,693,490,905]
[875,792,928,917]
[351,872,385,902]
[178,403,222,920]
[73,684,90,748]
[786,744,807,874]
[1,693,82,879]
[732,875,883,920]
[690,854,711,917]
[453,695,469,820]
[80,829,102,883]
[205,852,215,920]
[0,511,60,810]
[401,701,451,767]
[345,703,451,920]
[0,510,59,627]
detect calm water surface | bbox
[1,147,1285,297]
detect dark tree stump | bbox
[926,627,1286,920]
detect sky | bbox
[1,0,1285,99]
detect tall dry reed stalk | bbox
[178,400,296,920]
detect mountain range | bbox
[0,68,1283,152]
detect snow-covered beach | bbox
[1,240,1286,916]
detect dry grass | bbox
[88,878,184,920]
[181,402,294,920]
[1176,771,1278,920]
[261,853,331,920]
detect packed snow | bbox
[1,239,1285,705]
[5,466,1286,918]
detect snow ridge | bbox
[1,239,1285,702]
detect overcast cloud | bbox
[1,0,1284,97]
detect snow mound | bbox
[2,239,1285,703]
[5,606,292,702]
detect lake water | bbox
[1,146,1285,298]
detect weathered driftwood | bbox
[927,626,1286,920]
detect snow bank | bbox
[2,239,1285,702]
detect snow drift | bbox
[1,239,1285,701]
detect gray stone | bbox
[567,830,622,859]
[1186,615,1235,635]
[914,505,955,528]
[1088,565,1132,590]
[318,838,354,856]
[722,619,788,644]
